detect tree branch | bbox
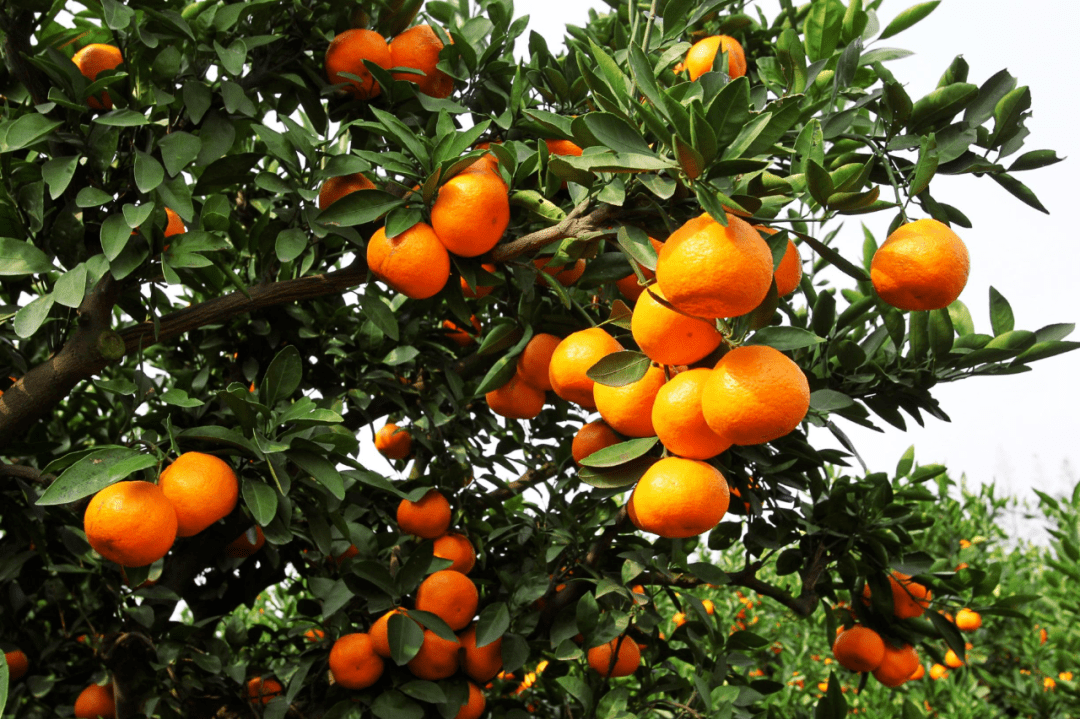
[486,463,558,503]
[489,204,618,262]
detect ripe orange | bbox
[319,173,376,210]
[369,607,407,657]
[909,663,926,680]
[390,25,454,98]
[862,571,932,619]
[245,677,283,704]
[72,44,123,109]
[870,218,970,311]
[462,263,497,298]
[84,481,177,567]
[430,169,510,257]
[534,257,586,286]
[329,633,385,689]
[685,35,747,80]
[593,364,666,437]
[225,526,266,558]
[629,457,730,538]
[517,333,562,391]
[656,213,773,319]
[631,287,722,365]
[325,28,392,99]
[471,142,502,175]
[408,629,461,679]
[367,222,451,300]
[74,683,116,718]
[652,368,731,460]
[955,608,982,632]
[397,489,452,539]
[832,626,886,673]
[587,637,641,677]
[454,682,486,719]
[459,624,503,682]
[433,532,476,574]
[701,345,810,445]
[943,649,963,668]
[486,372,546,420]
[615,266,654,303]
[415,570,479,631]
[872,643,921,687]
[572,420,622,465]
[929,663,948,680]
[545,139,583,157]
[164,208,186,238]
[375,423,412,459]
[755,226,802,296]
[5,650,28,681]
[159,452,239,537]
[548,328,623,408]
[443,315,482,347]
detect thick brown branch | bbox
[489,204,618,262]
[0,463,52,484]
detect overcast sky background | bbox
[371,0,1080,509]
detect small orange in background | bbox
[408,629,461,679]
[433,532,476,574]
[225,525,266,558]
[325,28,392,99]
[929,663,948,680]
[955,608,982,632]
[871,218,970,311]
[303,628,326,642]
[329,633,384,689]
[629,457,729,538]
[462,263,497,298]
[1039,626,1048,644]
[366,222,451,300]
[334,544,360,564]
[587,637,641,677]
[415,570,479,631]
[909,663,926,680]
[685,35,746,80]
[755,226,802,296]
[534,257,587,287]
[615,264,654,303]
[459,624,503,683]
[943,649,964,668]
[159,452,239,538]
[517,333,562,391]
[74,682,116,718]
[702,599,715,615]
[5,649,28,681]
[84,481,177,568]
[572,420,622,466]
[390,24,454,98]
[431,169,510,257]
[397,489,451,539]
[832,626,886,673]
[454,682,486,719]
[72,44,123,109]
[593,364,666,438]
[443,315,481,347]
[652,368,731,460]
[375,423,412,460]
[545,139,583,157]
[631,286,722,366]
[872,643,920,687]
[547,327,623,409]
[319,173,376,210]
[672,612,687,627]
[487,372,546,420]
[1059,671,1073,681]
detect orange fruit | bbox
[702,599,715,615]
[870,219,970,311]
[943,649,963,668]
[245,677,282,704]
[672,612,687,627]
[397,489,452,539]
[685,35,747,80]
[74,683,116,718]
[909,663,926,680]
[225,526,266,558]
[593,364,666,437]
[701,345,810,445]
[375,423,412,459]
[164,208,186,238]
[486,372,545,420]
[325,28,392,99]
[329,633,385,689]
[319,173,376,210]
[534,257,586,286]
[832,626,886,673]
[862,571,931,619]
[955,608,982,632]
[656,213,773,319]
[628,457,729,538]
[430,169,510,257]
[545,139,583,157]
[872,643,921,687]
[159,452,239,537]
[572,420,622,465]
[443,315,481,347]
[84,481,177,567]
[304,628,326,642]
[390,25,454,98]
[462,263,497,298]
[454,682,486,719]
[433,532,476,574]
[72,44,123,109]
[929,663,948,680]
[471,142,502,175]
[5,650,28,681]
[615,266,654,303]
[587,637,641,677]
[369,607,407,657]
[631,287,722,365]
[548,328,623,409]
[367,222,451,300]
[517,333,562,391]
[459,624,503,682]
[415,570,479,631]
[755,226,802,296]
[651,368,731,460]
[407,629,461,679]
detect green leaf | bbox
[0,114,62,153]
[398,680,446,705]
[158,131,202,176]
[803,0,845,61]
[37,448,154,506]
[0,238,54,276]
[909,83,979,132]
[53,264,88,308]
[100,214,131,262]
[806,160,835,206]
[160,389,203,407]
[14,293,54,339]
[473,353,519,397]
[909,133,939,196]
[1008,149,1064,173]
[372,691,423,719]
[275,228,306,263]
[928,308,954,355]
[989,85,1030,148]
[556,676,593,714]
[586,351,650,388]
[360,292,399,342]
[242,479,278,526]
[616,226,659,272]
[988,287,1014,336]
[383,346,420,366]
[747,326,825,351]
[963,69,1017,127]
[101,0,135,29]
[42,155,80,200]
[475,602,510,647]
[578,437,658,469]
[134,150,165,194]
[316,189,402,227]
[93,109,149,127]
[776,28,808,94]
[76,187,113,208]
[263,344,302,406]
[990,172,1048,214]
[579,113,651,154]
[387,613,425,666]
[878,1,941,40]
[810,389,855,411]
[290,450,345,500]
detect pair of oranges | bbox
[325,24,453,101]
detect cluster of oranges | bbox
[325,24,454,100]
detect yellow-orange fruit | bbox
[593,365,666,438]
[431,169,510,257]
[631,287,722,365]
[517,333,561,391]
[366,222,450,300]
[545,139,583,157]
[944,649,963,668]
[72,44,123,109]
[390,25,454,98]
[454,682,486,719]
[225,526,266,558]
[685,35,747,80]
[572,420,622,465]
[74,683,116,718]
[319,173,376,210]
[956,608,982,632]
[329,633,384,689]
[629,457,729,538]
[870,219,970,311]
[909,663,926,680]
[434,532,477,574]
[587,637,641,677]
[459,624,503,683]
[159,452,239,537]
[415,570,479,631]
[408,630,461,679]
[397,489,452,539]
[325,29,392,99]
[873,643,921,687]
[376,423,412,460]
[547,328,623,409]
[832,626,886,673]
[701,345,810,445]
[84,481,177,567]
[656,213,773,319]
[651,368,731,460]
[486,373,546,420]
[929,663,948,680]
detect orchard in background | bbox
[0,0,1075,717]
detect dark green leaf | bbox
[290,451,345,500]
[747,326,825,351]
[243,479,278,526]
[988,287,1014,336]
[580,113,652,154]
[263,344,302,406]
[37,448,154,506]
[388,613,425,666]
[810,390,855,411]
[990,172,1048,214]
[317,190,402,227]
[476,602,510,647]
[586,351,651,388]
[372,691,423,719]
[0,238,54,276]
[579,437,658,469]
[1008,149,1064,173]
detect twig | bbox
[489,204,618,262]
[486,463,558,503]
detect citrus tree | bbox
[0,0,1074,717]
